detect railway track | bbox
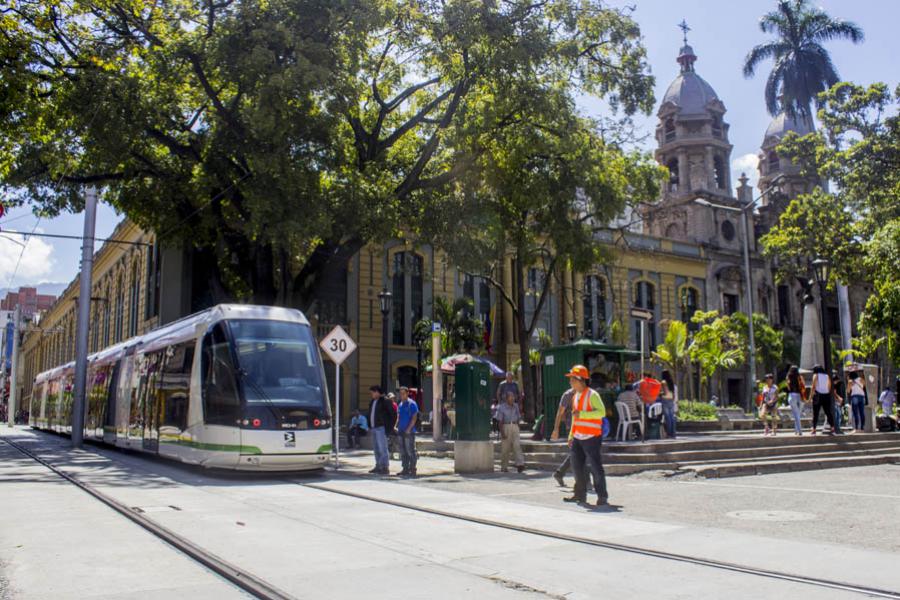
[1,436,294,600]
[301,481,900,599]
[5,433,899,599]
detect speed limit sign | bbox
[319,325,357,366]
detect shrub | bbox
[678,401,719,421]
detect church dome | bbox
[661,45,721,116]
[763,111,814,146]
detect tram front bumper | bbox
[235,452,330,471]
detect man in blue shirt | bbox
[396,386,419,477]
[348,410,368,449]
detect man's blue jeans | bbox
[372,426,389,470]
[661,399,677,438]
[398,431,417,473]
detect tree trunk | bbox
[514,254,536,421]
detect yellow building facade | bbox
[19,217,710,419]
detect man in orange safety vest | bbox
[563,365,609,507]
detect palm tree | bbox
[653,320,690,397]
[743,0,863,118]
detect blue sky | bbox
[1,0,897,291]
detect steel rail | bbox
[1,436,295,600]
[302,481,900,599]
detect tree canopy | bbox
[743,0,863,117]
[1,0,655,308]
[761,82,900,364]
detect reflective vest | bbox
[570,388,604,438]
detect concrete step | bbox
[513,440,900,465]
[683,452,900,478]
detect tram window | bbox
[160,342,194,431]
[229,319,326,409]
[201,324,241,425]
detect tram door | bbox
[142,351,165,453]
[103,362,120,444]
[116,350,137,447]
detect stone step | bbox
[524,448,900,477]
[682,452,900,478]
[518,439,900,464]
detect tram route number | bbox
[319,325,357,366]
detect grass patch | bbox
[677,401,719,421]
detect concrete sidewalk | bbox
[0,431,247,599]
[4,427,898,599]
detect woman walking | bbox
[848,372,866,433]
[786,366,806,436]
[811,365,837,435]
[660,370,677,439]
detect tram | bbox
[29,304,332,471]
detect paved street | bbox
[2,427,899,599]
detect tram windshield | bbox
[229,320,327,409]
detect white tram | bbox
[29,304,332,471]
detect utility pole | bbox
[71,186,98,448]
[7,305,21,427]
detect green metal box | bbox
[454,362,492,441]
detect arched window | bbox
[721,220,736,241]
[664,119,676,143]
[713,155,726,190]
[680,286,699,323]
[103,285,111,347]
[582,275,608,340]
[665,223,681,239]
[633,280,657,350]
[91,306,100,352]
[391,251,424,346]
[114,275,125,342]
[711,116,722,138]
[767,150,779,173]
[128,261,140,336]
[666,158,679,192]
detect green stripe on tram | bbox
[317,444,332,453]
[159,437,263,454]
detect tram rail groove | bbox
[302,482,900,599]
[1,436,295,600]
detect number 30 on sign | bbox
[319,325,357,365]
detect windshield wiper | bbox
[236,367,285,423]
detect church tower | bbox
[756,111,818,231]
[646,35,742,250]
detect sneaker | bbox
[517,465,525,473]
[553,472,565,487]
[563,496,586,503]
[398,469,409,476]
[596,497,609,507]
[368,467,379,474]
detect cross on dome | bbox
[678,19,691,45]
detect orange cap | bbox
[565,365,589,380]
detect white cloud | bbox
[0,232,56,286]
[731,153,760,189]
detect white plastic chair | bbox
[647,403,663,419]
[615,401,643,441]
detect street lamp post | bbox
[378,289,392,391]
[812,258,832,377]
[693,174,784,411]
[566,321,578,343]
[414,328,426,398]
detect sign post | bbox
[432,322,442,442]
[630,307,653,442]
[319,325,357,469]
